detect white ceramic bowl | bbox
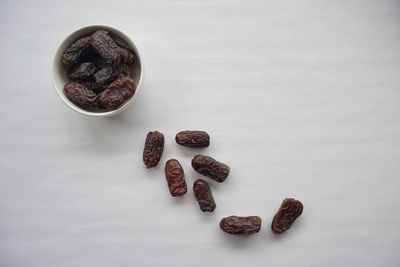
[52,25,143,117]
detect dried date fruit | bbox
[80,80,106,94]
[93,64,131,85]
[193,179,216,212]
[143,131,165,168]
[191,155,230,183]
[175,131,210,147]
[91,30,135,66]
[271,198,303,234]
[118,46,135,66]
[67,62,96,81]
[117,64,131,77]
[96,77,135,110]
[94,66,120,85]
[116,43,136,66]
[220,216,262,235]
[64,82,96,108]
[164,159,187,197]
[62,36,92,65]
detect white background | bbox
[1,0,400,266]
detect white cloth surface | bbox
[1,0,400,266]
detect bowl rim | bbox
[52,24,143,117]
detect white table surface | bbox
[1,0,400,266]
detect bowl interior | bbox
[53,25,142,117]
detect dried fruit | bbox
[116,42,136,65]
[96,77,135,110]
[62,36,92,65]
[94,66,120,85]
[143,131,165,168]
[93,64,131,85]
[193,179,216,212]
[220,216,262,235]
[165,159,187,197]
[67,62,96,81]
[191,155,230,182]
[117,64,131,77]
[175,131,210,147]
[91,30,135,66]
[64,82,96,108]
[271,198,303,234]
[118,46,135,66]
[80,80,105,94]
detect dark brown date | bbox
[117,64,131,77]
[94,66,120,85]
[271,198,303,234]
[91,30,135,66]
[93,64,131,85]
[118,46,135,66]
[80,80,105,94]
[118,43,136,64]
[220,216,262,235]
[62,36,92,65]
[96,77,135,110]
[143,131,164,168]
[191,155,230,183]
[193,179,216,212]
[164,159,187,197]
[67,62,96,81]
[64,82,96,108]
[175,131,210,147]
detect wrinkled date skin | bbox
[62,36,92,65]
[64,82,96,108]
[91,30,135,66]
[94,64,131,85]
[117,64,131,77]
[193,179,216,212]
[271,198,303,234]
[191,155,230,183]
[143,131,165,168]
[165,159,187,197]
[80,80,105,94]
[67,62,97,81]
[175,131,210,147]
[96,77,135,110]
[220,216,262,235]
[94,66,120,85]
